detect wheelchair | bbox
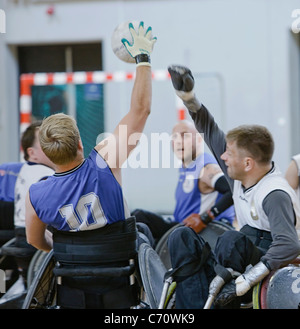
[22,218,234,309]
[0,202,19,292]
[155,221,300,309]
[0,234,48,308]
[153,220,234,308]
[22,217,168,309]
[158,255,300,309]
[155,220,234,270]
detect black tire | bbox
[22,250,56,309]
[27,250,48,288]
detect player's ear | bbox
[244,157,254,172]
[78,139,84,151]
[26,146,35,160]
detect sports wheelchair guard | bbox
[252,258,300,309]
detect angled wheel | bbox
[22,250,56,309]
[138,243,167,309]
[155,221,234,270]
[27,250,48,287]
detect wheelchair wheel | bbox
[22,250,56,309]
[164,281,176,309]
[27,250,48,288]
[252,281,262,309]
[155,221,234,270]
[138,243,167,309]
[264,265,300,309]
[155,224,180,270]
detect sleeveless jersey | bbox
[14,162,54,227]
[29,149,130,232]
[233,163,300,237]
[173,152,235,223]
[0,162,23,202]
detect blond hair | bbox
[226,124,274,164]
[39,113,80,165]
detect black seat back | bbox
[52,217,138,266]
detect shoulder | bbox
[201,155,222,179]
[263,189,292,207]
[256,173,294,208]
[292,154,300,169]
[87,148,113,174]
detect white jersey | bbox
[292,154,300,199]
[14,162,54,227]
[233,164,300,237]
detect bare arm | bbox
[199,163,233,217]
[95,65,151,184]
[285,159,299,190]
[25,192,52,252]
[95,22,155,185]
[199,163,223,193]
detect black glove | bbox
[168,65,201,112]
[168,65,195,92]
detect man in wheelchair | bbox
[24,22,156,309]
[0,121,55,298]
[166,65,300,309]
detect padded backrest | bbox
[52,217,138,265]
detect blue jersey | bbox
[173,153,235,224]
[29,149,129,231]
[0,162,23,202]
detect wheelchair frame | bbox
[22,248,150,309]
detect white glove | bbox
[235,261,270,296]
[122,22,157,66]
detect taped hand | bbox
[235,262,270,296]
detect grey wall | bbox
[0,0,299,213]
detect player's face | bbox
[171,122,202,164]
[221,141,246,180]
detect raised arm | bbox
[168,65,232,188]
[95,22,156,185]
